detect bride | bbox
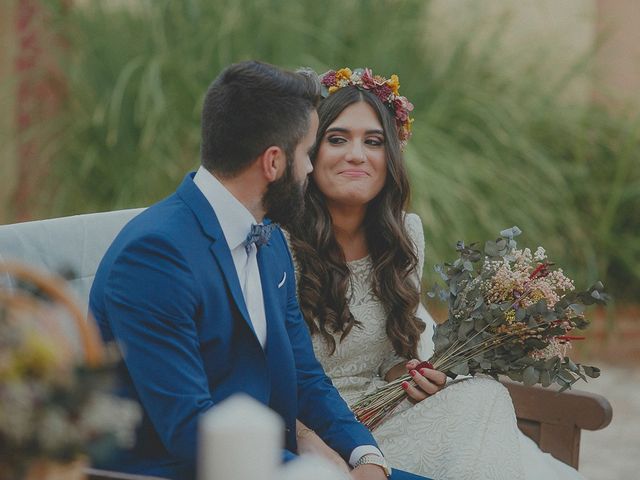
[287,67,585,480]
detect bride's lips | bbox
[338,169,369,178]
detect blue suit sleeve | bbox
[276,231,378,460]
[282,449,297,463]
[103,233,213,463]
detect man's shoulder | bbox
[95,194,201,275]
[121,194,197,242]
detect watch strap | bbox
[354,454,392,477]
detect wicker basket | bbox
[0,261,111,480]
[0,261,104,366]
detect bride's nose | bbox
[345,141,365,164]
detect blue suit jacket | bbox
[89,174,378,479]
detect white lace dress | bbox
[294,213,586,480]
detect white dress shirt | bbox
[193,166,383,467]
[193,166,267,348]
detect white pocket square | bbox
[277,272,287,288]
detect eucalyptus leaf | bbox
[557,370,576,384]
[494,359,508,370]
[568,304,585,315]
[433,335,451,353]
[566,359,578,372]
[484,241,499,257]
[458,320,474,340]
[507,370,523,382]
[449,362,469,376]
[544,357,560,370]
[523,366,539,386]
[500,226,522,238]
[582,366,601,378]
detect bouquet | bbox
[352,227,607,430]
[0,262,140,477]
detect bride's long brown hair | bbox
[289,87,425,359]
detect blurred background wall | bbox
[0,1,18,223]
[0,0,638,306]
[428,0,597,104]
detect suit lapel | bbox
[209,241,256,339]
[258,243,283,355]
[176,173,258,342]
[258,242,297,433]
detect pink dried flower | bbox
[361,68,376,88]
[321,70,337,87]
[373,84,393,102]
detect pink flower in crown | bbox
[321,70,337,87]
[393,97,414,123]
[394,103,409,122]
[372,83,393,103]
[397,96,414,112]
[361,68,377,89]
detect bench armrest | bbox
[502,380,612,469]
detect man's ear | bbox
[258,146,286,182]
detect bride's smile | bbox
[313,101,387,208]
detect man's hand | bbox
[296,420,350,475]
[350,464,388,479]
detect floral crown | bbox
[319,67,414,149]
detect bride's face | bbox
[313,101,387,208]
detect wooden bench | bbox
[0,211,613,474]
[504,381,612,468]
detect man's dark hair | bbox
[200,61,320,177]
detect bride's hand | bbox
[402,359,447,402]
[295,420,351,475]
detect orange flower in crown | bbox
[320,67,414,149]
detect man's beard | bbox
[263,159,307,230]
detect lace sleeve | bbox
[404,213,437,360]
[404,212,425,282]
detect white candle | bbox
[277,455,350,480]
[198,394,284,480]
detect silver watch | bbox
[354,454,392,477]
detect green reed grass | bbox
[7,0,640,300]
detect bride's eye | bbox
[366,137,384,147]
[327,135,347,145]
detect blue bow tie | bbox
[244,223,276,254]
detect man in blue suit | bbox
[90,61,430,480]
